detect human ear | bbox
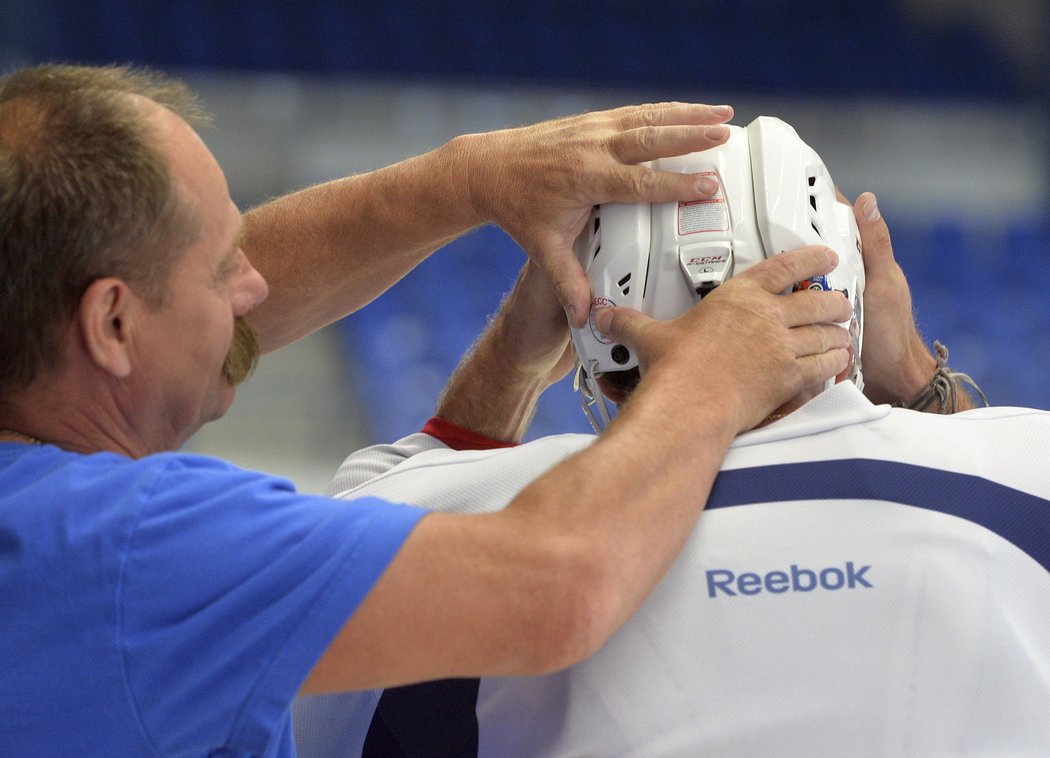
[78,278,134,379]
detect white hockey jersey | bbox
[294,382,1050,757]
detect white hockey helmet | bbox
[570,116,864,431]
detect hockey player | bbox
[293,121,1047,757]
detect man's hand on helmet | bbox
[452,102,735,328]
[848,192,938,407]
[594,246,852,435]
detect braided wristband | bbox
[897,340,988,414]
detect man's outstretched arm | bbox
[302,246,851,694]
[241,103,735,353]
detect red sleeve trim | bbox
[421,417,519,451]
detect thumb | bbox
[531,244,591,329]
[853,192,896,277]
[593,305,653,352]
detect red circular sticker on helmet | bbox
[588,296,616,345]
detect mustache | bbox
[222,317,260,386]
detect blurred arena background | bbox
[3,0,1047,492]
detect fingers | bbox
[610,124,731,167]
[535,247,592,328]
[601,103,734,200]
[790,322,851,358]
[603,163,722,204]
[782,287,853,328]
[853,192,896,275]
[610,102,734,130]
[738,246,839,295]
[796,347,851,390]
[593,305,649,352]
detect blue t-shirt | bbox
[0,442,426,757]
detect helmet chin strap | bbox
[574,359,614,433]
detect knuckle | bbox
[759,296,783,322]
[634,125,659,154]
[613,103,659,130]
[635,105,661,126]
[622,166,657,198]
[765,251,798,281]
[825,323,848,351]
[834,291,853,321]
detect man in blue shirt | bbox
[0,64,852,756]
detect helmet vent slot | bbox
[617,272,632,295]
[583,217,602,262]
[807,170,825,241]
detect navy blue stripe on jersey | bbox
[363,458,1050,756]
[709,459,1050,573]
[363,678,479,757]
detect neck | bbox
[755,381,838,429]
[754,395,812,429]
[0,384,142,458]
[755,406,796,429]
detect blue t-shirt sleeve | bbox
[117,453,426,755]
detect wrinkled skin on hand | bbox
[456,102,735,327]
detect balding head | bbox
[0,64,209,392]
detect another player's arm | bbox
[850,191,981,412]
[302,246,851,693]
[433,261,573,444]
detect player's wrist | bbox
[434,336,547,443]
[892,340,988,414]
[876,343,938,407]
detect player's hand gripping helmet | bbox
[570,116,864,431]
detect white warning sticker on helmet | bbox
[678,172,729,235]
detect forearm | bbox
[434,326,550,444]
[242,139,479,353]
[895,340,984,413]
[500,371,739,667]
[304,247,852,691]
[302,406,732,692]
[243,102,738,352]
[434,260,573,442]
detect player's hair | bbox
[0,63,210,391]
[600,367,641,399]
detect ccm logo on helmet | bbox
[705,562,873,598]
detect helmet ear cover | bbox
[570,116,865,432]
